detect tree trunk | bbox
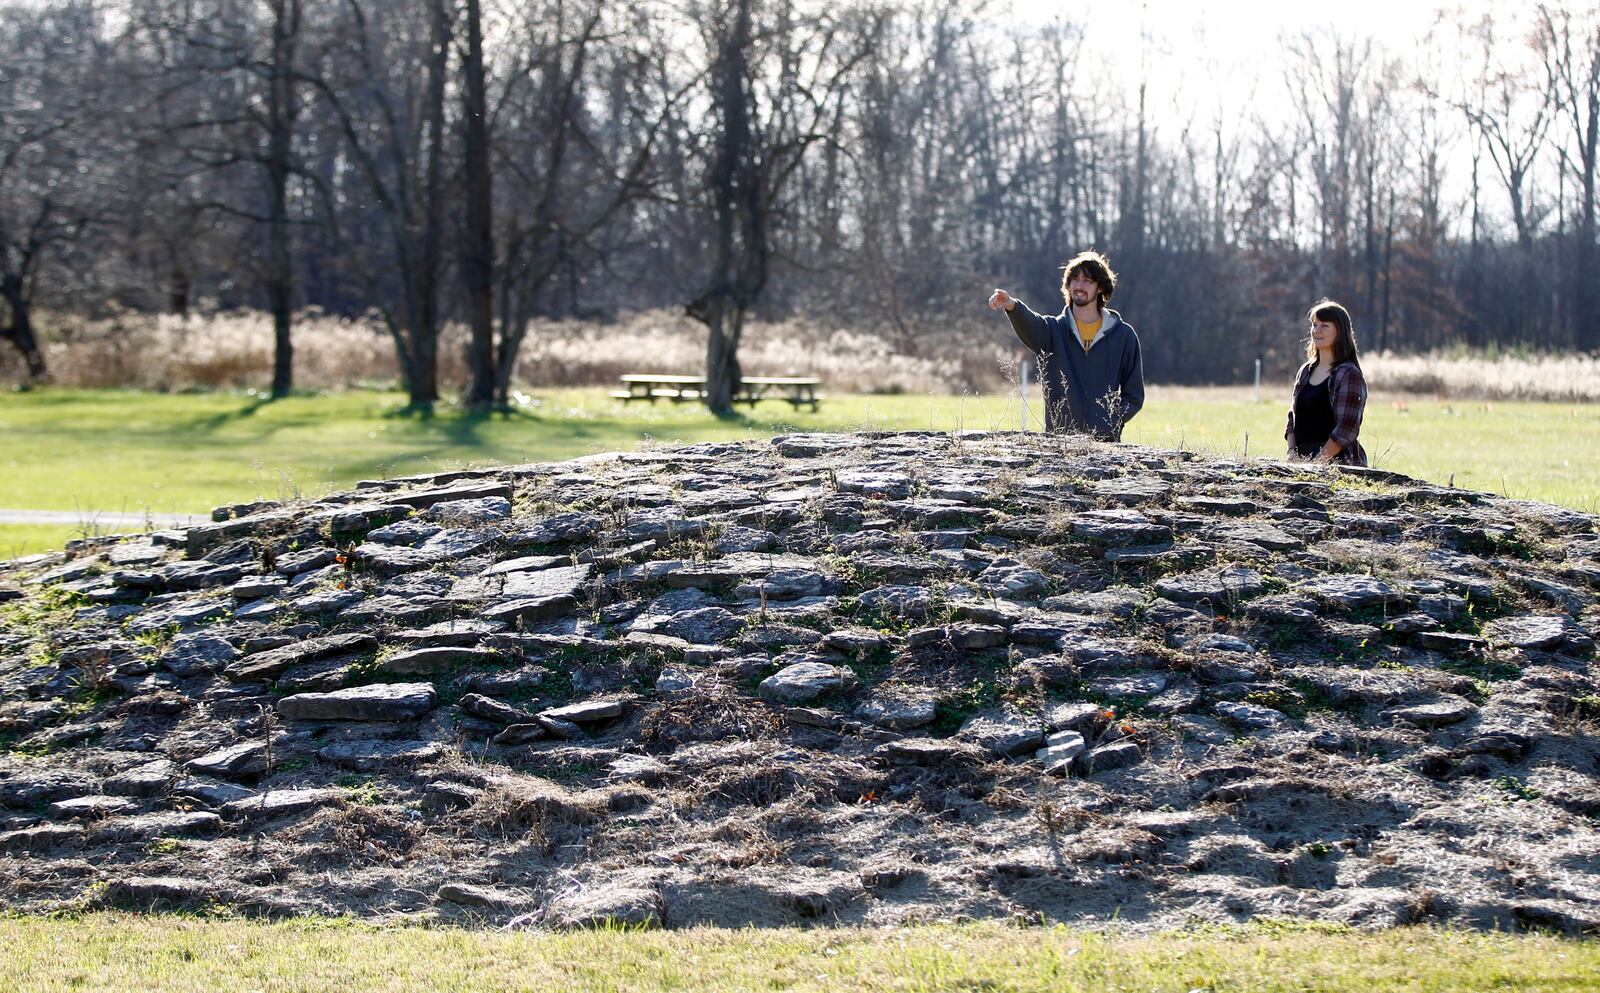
[268,279,292,396]
[1577,135,1597,350]
[1379,196,1394,351]
[704,300,743,413]
[168,268,190,317]
[266,0,301,399]
[1363,161,1378,320]
[1,284,48,382]
[1118,76,1149,310]
[461,0,496,412]
[695,0,761,418]
[407,0,451,411]
[491,262,524,408]
[412,322,439,409]
[1579,217,1598,352]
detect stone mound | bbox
[1,431,1597,933]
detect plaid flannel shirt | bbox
[1284,360,1368,466]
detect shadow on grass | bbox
[171,394,277,434]
[317,400,774,482]
[381,403,557,448]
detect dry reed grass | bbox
[1361,349,1600,403]
[521,310,996,394]
[1,307,1006,395]
[5,306,1596,401]
[7,308,409,392]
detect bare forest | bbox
[1,0,1597,410]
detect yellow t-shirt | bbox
[1077,318,1101,348]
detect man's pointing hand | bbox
[988,289,1016,312]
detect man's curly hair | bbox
[1060,250,1117,308]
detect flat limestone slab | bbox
[380,646,504,675]
[759,661,856,704]
[501,564,592,599]
[226,633,379,684]
[185,742,270,780]
[317,740,444,771]
[538,699,628,724]
[92,811,223,842]
[384,481,513,510]
[223,788,344,821]
[277,682,438,721]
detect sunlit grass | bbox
[0,523,80,561]
[1127,386,1600,512]
[0,386,1015,512]
[0,916,1596,993]
[3,386,1596,559]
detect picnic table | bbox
[612,373,822,411]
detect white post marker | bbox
[1253,358,1261,402]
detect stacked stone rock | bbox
[1,432,1597,931]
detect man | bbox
[988,250,1144,440]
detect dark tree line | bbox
[2,0,1598,408]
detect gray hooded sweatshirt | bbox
[1006,300,1145,440]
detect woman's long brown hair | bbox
[1305,299,1361,369]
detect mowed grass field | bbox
[3,385,1597,559]
[0,917,1596,993]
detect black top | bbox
[1293,376,1334,457]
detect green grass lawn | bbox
[1125,387,1600,514]
[0,917,1595,993]
[4,386,1597,559]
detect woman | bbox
[1284,299,1368,466]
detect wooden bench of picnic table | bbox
[610,374,706,403]
[612,374,822,410]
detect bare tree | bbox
[686,0,765,415]
[460,0,495,412]
[8,0,1600,394]
[1534,3,1600,349]
[1285,31,1369,298]
[263,0,304,396]
[134,0,307,396]
[305,0,453,408]
[685,0,876,414]
[0,1,115,383]
[489,0,678,407]
[1459,14,1555,253]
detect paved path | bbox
[0,510,207,528]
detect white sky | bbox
[998,0,1551,226]
[1006,0,1490,122]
